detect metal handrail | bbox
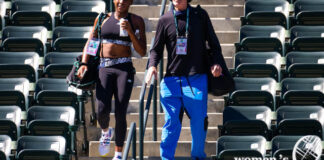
[138,0,169,159]
[122,122,136,160]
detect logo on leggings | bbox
[127,79,132,83]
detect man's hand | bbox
[145,66,157,84]
[211,64,222,77]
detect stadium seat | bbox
[27,106,76,156]
[61,1,105,26]
[286,51,324,78]
[0,78,29,111]
[0,135,11,160]
[236,25,286,55]
[16,136,66,160]
[44,52,82,78]
[234,51,281,81]
[242,0,289,28]
[2,26,48,57]
[229,77,277,110]
[281,78,324,105]
[0,106,21,141]
[271,135,302,159]
[216,136,266,160]
[290,26,324,52]
[294,0,324,26]
[11,0,56,30]
[52,26,92,52]
[222,106,271,139]
[0,52,39,82]
[276,105,324,139]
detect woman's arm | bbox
[121,15,147,56]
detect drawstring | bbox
[185,77,195,96]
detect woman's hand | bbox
[120,20,134,35]
[145,66,157,84]
[77,65,88,79]
[211,64,222,77]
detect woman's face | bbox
[172,0,187,10]
[114,0,133,13]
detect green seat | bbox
[271,135,302,160]
[290,26,324,52]
[27,106,76,156]
[235,51,281,81]
[286,51,324,78]
[16,136,66,160]
[11,1,56,30]
[294,0,324,26]
[0,135,11,160]
[243,0,289,28]
[276,105,324,139]
[217,136,266,160]
[61,1,105,26]
[0,78,29,111]
[52,26,91,52]
[0,52,39,82]
[0,0,4,31]
[237,25,286,55]
[44,52,82,78]
[222,106,271,139]
[0,106,21,141]
[229,77,277,110]
[281,78,324,105]
[2,26,48,57]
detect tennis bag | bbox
[66,13,107,90]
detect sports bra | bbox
[100,12,135,46]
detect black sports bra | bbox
[100,12,135,46]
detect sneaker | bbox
[112,155,122,160]
[98,128,114,157]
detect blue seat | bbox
[294,0,324,26]
[0,106,21,140]
[11,0,56,30]
[276,105,324,139]
[229,77,277,110]
[0,52,39,82]
[281,78,324,105]
[290,26,324,52]
[236,25,286,55]
[234,51,281,81]
[222,106,271,139]
[0,78,29,111]
[286,51,324,78]
[243,0,289,28]
[216,136,266,160]
[0,135,11,160]
[2,26,48,57]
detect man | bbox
[145,0,223,159]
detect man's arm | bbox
[146,18,166,83]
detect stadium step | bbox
[88,141,217,157]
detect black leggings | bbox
[96,62,135,147]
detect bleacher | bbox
[216,0,324,159]
[0,0,323,159]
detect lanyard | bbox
[173,7,189,37]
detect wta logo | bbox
[233,136,322,160]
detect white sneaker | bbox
[112,155,122,160]
[98,128,114,157]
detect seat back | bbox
[0,78,29,110]
[271,135,302,159]
[0,106,21,140]
[0,135,11,160]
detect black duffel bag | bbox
[66,13,107,90]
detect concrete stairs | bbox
[79,0,242,159]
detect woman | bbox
[77,0,146,159]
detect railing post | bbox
[132,123,136,160]
[153,83,157,141]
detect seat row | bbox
[0,0,106,30]
[214,135,320,160]
[243,0,324,29]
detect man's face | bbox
[172,0,187,10]
[114,0,133,13]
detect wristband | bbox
[80,63,88,66]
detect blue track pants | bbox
[160,74,208,160]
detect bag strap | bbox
[94,12,107,58]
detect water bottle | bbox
[119,18,128,37]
